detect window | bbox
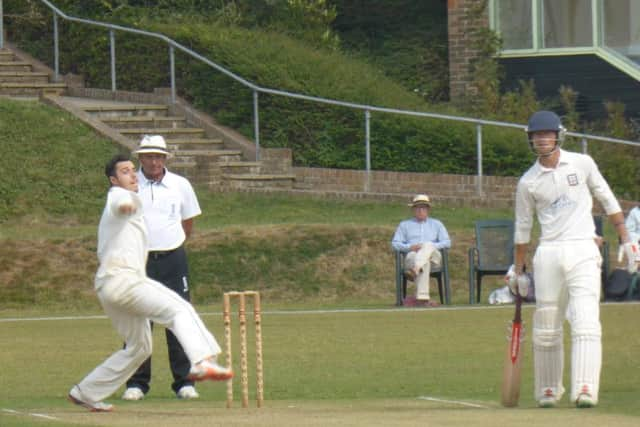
[603,0,640,61]
[496,0,533,50]
[492,0,640,63]
[542,0,592,48]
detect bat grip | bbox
[514,294,522,324]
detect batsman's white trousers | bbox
[75,273,221,402]
[405,243,442,300]
[532,239,602,403]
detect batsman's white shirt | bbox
[137,168,201,251]
[515,149,620,244]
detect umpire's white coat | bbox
[74,187,221,403]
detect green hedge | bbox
[2,1,542,177]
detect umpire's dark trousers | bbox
[125,245,194,394]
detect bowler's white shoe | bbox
[68,385,114,412]
[187,359,233,381]
[177,385,200,399]
[121,387,144,401]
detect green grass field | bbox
[1,303,639,426]
[2,90,639,426]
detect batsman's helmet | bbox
[525,110,566,156]
[525,110,566,141]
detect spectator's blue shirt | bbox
[391,217,451,252]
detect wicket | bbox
[223,291,264,408]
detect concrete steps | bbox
[118,127,206,140]
[166,138,225,151]
[0,45,295,191]
[0,51,15,61]
[0,61,32,72]
[83,104,169,118]
[219,161,262,174]
[0,71,50,83]
[0,49,67,97]
[100,115,187,129]
[172,149,244,164]
[49,93,294,189]
[0,82,67,96]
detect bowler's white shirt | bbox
[515,149,621,244]
[95,187,147,286]
[137,168,201,251]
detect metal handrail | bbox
[2,0,640,194]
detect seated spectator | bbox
[391,194,451,306]
[625,205,640,244]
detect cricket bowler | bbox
[68,154,232,412]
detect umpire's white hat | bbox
[134,135,171,157]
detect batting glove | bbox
[618,242,640,274]
[505,265,530,296]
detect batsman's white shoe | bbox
[177,385,200,399]
[537,388,561,408]
[537,396,557,408]
[121,387,144,401]
[187,359,233,382]
[68,385,114,412]
[576,393,596,408]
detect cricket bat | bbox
[501,294,524,407]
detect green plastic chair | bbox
[468,219,515,304]
[394,248,450,306]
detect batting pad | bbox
[533,306,564,401]
[568,296,602,402]
[570,335,601,403]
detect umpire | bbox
[122,135,203,401]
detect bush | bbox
[0,1,564,179]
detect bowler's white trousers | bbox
[404,243,442,300]
[532,239,602,403]
[75,272,221,402]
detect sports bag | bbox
[604,269,640,301]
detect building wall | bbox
[292,166,518,208]
[447,0,488,101]
[500,54,640,120]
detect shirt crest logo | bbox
[567,173,579,186]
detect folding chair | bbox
[394,248,450,305]
[468,219,514,304]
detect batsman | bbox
[511,111,640,408]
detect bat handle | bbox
[514,294,522,323]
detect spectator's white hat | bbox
[134,135,171,157]
[408,194,431,207]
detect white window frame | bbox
[489,0,640,80]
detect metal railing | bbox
[2,0,640,194]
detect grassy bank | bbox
[0,99,119,224]
[1,98,622,312]
[0,191,514,311]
